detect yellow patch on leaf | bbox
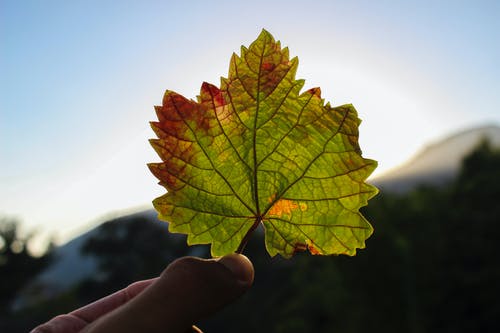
[267,194,307,217]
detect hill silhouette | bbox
[372,124,500,192]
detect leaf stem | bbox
[236,216,262,254]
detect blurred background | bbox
[1,0,499,332]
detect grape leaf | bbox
[149,30,378,258]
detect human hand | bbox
[31,254,254,333]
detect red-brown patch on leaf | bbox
[150,138,195,164]
[148,162,185,191]
[162,90,211,134]
[148,139,194,190]
[201,82,232,124]
[261,62,275,71]
[257,42,291,97]
[153,98,189,141]
[307,87,321,98]
[150,93,200,191]
[306,240,321,255]
[293,242,307,254]
[261,61,288,96]
[153,91,208,140]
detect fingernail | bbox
[217,254,254,285]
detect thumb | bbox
[83,254,254,333]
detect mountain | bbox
[35,210,160,289]
[14,210,163,309]
[372,124,500,193]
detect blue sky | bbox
[1,0,499,249]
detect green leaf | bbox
[149,30,378,258]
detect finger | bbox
[30,314,87,333]
[82,254,254,333]
[71,278,158,322]
[30,278,158,333]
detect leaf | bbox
[149,30,378,258]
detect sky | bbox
[1,0,499,249]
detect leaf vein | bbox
[169,94,256,215]
[267,217,370,230]
[281,190,374,202]
[207,87,253,173]
[262,107,351,216]
[167,172,234,197]
[256,91,317,168]
[172,205,253,219]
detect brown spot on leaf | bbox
[306,240,321,255]
[307,87,322,98]
[261,62,275,71]
[293,242,307,254]
[201,82,232,124]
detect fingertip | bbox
[216,253,254,286]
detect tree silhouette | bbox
[0,218,52,316]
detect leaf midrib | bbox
[252,33,267,217]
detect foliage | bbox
[0,218,52,331]
[79,215,209,300]
[149,30,377,257]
